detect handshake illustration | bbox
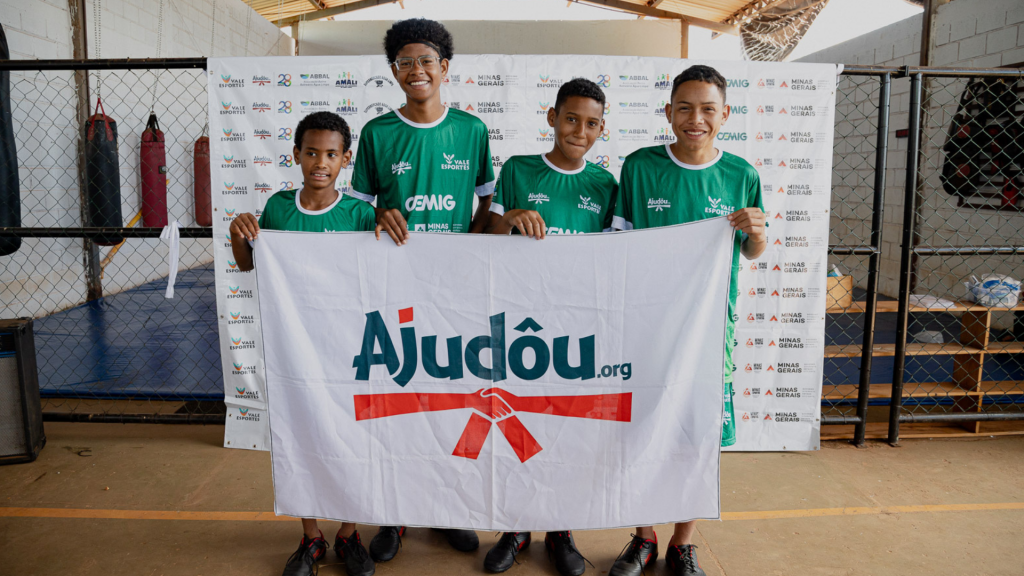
[354,387,633,463]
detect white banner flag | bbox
[255,219,734,531]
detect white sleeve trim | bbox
[347,189,375,203]
[475,180,496,197]
[611,215,633,231]
[489,202,505,215]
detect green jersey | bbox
[351,107,495,234]
[490,154,618,235]
[614,145,765,448]
[258,189,376,233]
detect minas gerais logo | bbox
[352,307,633,463]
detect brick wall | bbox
[0,0,292,319]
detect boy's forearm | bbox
[231,237,255,271]
[470,195,493,234]
[484,212,510,234]
[741,235,767,260]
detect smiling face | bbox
[293,129,351,192]
[665,80,730,157]
[391,42,448,104]
[548,96,605,162]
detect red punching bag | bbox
[140,112,167,227]
[193,136,211,226]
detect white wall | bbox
[798,0,1024,303]
[297,19,684,58]
[0,0,293,320]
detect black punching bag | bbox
[84,97,123,246]
[0,22,20,256]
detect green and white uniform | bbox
[490,154,618,235]
[351,107,495,234]
[613,145,765,447]
[258,189,376,233]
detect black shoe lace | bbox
[614,534,650,574]
[553,531,595,570]
[343,533,370,564]
[287,538,320,576]
[680,545,698,572]
[495,532,526,565]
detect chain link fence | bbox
[3,59,1023,440]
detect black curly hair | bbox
[554,78,606,112]
[383,18,454,64]
[671,65,727,102]
[294,111,351,152]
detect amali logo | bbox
[352,308,633,463]
[653,128,674,143]
[335,99,358,115]
[336,72,358,88]
[654,73,672,90]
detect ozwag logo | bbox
[252,101,271,113]
[218,74,244,88]
[252,74,271,86]
[219,101,245,115]
[253,128,271,140]
[528,192,550,204]
[441,153,471,171]
[578,195,602,214]
[647,198,671,212]
[406,194,455,212]
[654,73,672,90]
[351,308,633,463]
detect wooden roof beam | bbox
[307,0,327,9]
[276,0,393,26]
[573,0,738,35]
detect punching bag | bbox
[0,22,21,256]
[84,98,123,246]
[140,112,167,227]
[193,136,211,227]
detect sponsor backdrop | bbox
[256,221,734,530]
[208,55,837,453]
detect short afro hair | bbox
[671,65,727,103]
[554,78,606,112]
[384,18,454,64]
[294,111,351,152]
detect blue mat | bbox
[34,264,223,401]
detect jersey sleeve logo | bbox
[392,161,412,175]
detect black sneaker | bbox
[608,534,658,576]
[544,531,590,576]
[433,528,480,552]
[368,526,405,563]
[666,544,705,576]
[282,534,328,576]
[334,530,375,576]
[484,532,531,573]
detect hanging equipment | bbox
[193,133,211,226]
[140,112,168,228]
[0,22,21,257]
[84,97,123,246]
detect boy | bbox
[229,111,376,576]
[482,78,616,576]
[608,65,767,576]
[349,17,494,561]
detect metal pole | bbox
[887,73,923,446]
[854,73,890,446]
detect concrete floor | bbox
[1,423,1023,576]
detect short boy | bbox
[608,65,768,576]
[482,78,616,576]
[229,111,376,576]
[349,17,494,560]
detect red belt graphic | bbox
[354,388,632,463]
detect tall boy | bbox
[229,111,377,576]
[349,17,493,560]
[482,78,615,576]
[608,65,767,576]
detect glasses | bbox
[392,55,441,71]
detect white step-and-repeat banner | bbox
[208,55,837,453]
